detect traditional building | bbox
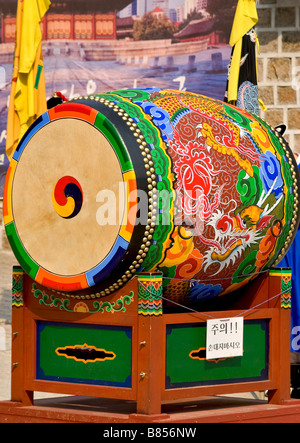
[173,18,223,45]
[0,0,133,42]
[152,7,166,21]
[116,16,136,40]
[152,0,169,18]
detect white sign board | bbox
[206,317,244,360]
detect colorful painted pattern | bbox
[269,268,292,309]
[12,266,23,308]
[97,89,176,272]
[138,274,163,316]
[52,176,83,219]
[97,89,299,303]
[31,283,135,314]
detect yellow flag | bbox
[6,0,51,162]
[227,0,258,105]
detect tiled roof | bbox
[174,18,215,39]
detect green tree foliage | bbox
[133,13,176,41]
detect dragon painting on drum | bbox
[97,88,298,303]
[3,88,300,305]
[147,90,290,302]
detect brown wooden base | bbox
[1,396,300,423]
[9,270,294,415]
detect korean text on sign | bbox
[206,317,244,360]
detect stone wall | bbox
[257,0,300,153]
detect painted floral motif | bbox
[31,283,135,313]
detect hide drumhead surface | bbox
[13,118,124,275]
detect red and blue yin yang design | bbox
[52,176,83,219]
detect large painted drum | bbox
[3,89,300,303]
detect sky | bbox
[169,0,185,7]
[155,0,185,9]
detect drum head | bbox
[4,103,138,292]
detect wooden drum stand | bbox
[1,266,300,423]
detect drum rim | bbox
[3,102,156,294]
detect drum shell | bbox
[3,89,300,304]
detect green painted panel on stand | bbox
[37,321,132,388]
[166,320,269,388]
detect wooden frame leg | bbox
[268,269,292,404]
[136,273,164,415]
[11,267,34,406]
